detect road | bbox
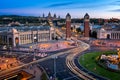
[66,40,96,80]
[66,39,111,80]
[39,55,80,80]
[0,46,77,78]
[0,39,110,80]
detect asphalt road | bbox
[0,40,115,80]
[39,53,81,80]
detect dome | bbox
[66,13,71,17]
[100,28,106,32]
[84,13,90,19]
[85,13,89,17]
[11,28,18,33]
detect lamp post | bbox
[33,36,37,61]
[29,46,32,54]
[9,46,12,55]
[33,49,36,61]
[53,55,57,80]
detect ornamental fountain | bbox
[100,48,120,70]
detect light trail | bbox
[66,40,96,80]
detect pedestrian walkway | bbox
[15,40,76,53]
[23,65,42,80]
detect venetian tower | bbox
[84,13,90,38]
[66,13,71,40]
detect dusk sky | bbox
[1,0,120,18]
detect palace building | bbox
[0,26,55,47]
[97,28,120,39]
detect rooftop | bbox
[0,26,50,32]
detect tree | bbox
[55,36,58,40]
[76,27,81,33]
[71,27,73,31]
[0,37,3,45]
[91,31,97,38]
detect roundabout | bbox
[66,40,108,80]
[79,51,120,80]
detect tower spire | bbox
[84,13,90,38]
[43,13,45,18]
[66,13,71,40]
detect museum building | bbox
[0,26,55,47]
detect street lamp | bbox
[9,46,12,55]
[33,36,37,61]
[29,46,32,54]
[53,55,57,80]
[33,49,36,61]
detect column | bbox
[23,35,25,44]
[115,33,116,39]
[116,33,118,39]
[111,33,113,39]
[119,33,120,39]
[116,33,117,39]
[113,33,114,39]
[118,33,119,39]
[115,33,117,39]
[117,33,119,39]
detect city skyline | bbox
[0,0,120,18]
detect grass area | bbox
[79,51,120,80]
[41,72,48,80]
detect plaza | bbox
[17,40,76,53]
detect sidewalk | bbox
[23,65,42,80]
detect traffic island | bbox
[79,51,120,80]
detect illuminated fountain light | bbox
[100,48,120,71]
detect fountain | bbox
[100,49,120,71]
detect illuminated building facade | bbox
[0,26,55,47]
[97,28,120,39]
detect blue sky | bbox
[0,0,120,18]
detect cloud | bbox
[56,3,108,10]
[109,9,120,12]
[45,1,75,8]
[45,1,109,9]
[0,8,43,16]
[70,4,103,9]
[109,0,120,6]
[115,0,120,2]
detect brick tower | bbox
[66,13,71,40]
[84,13,90,37]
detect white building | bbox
[0,26,55,47]
[97,28,120,39]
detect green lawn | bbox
[41,72,48,80]
[79,51,120,80]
